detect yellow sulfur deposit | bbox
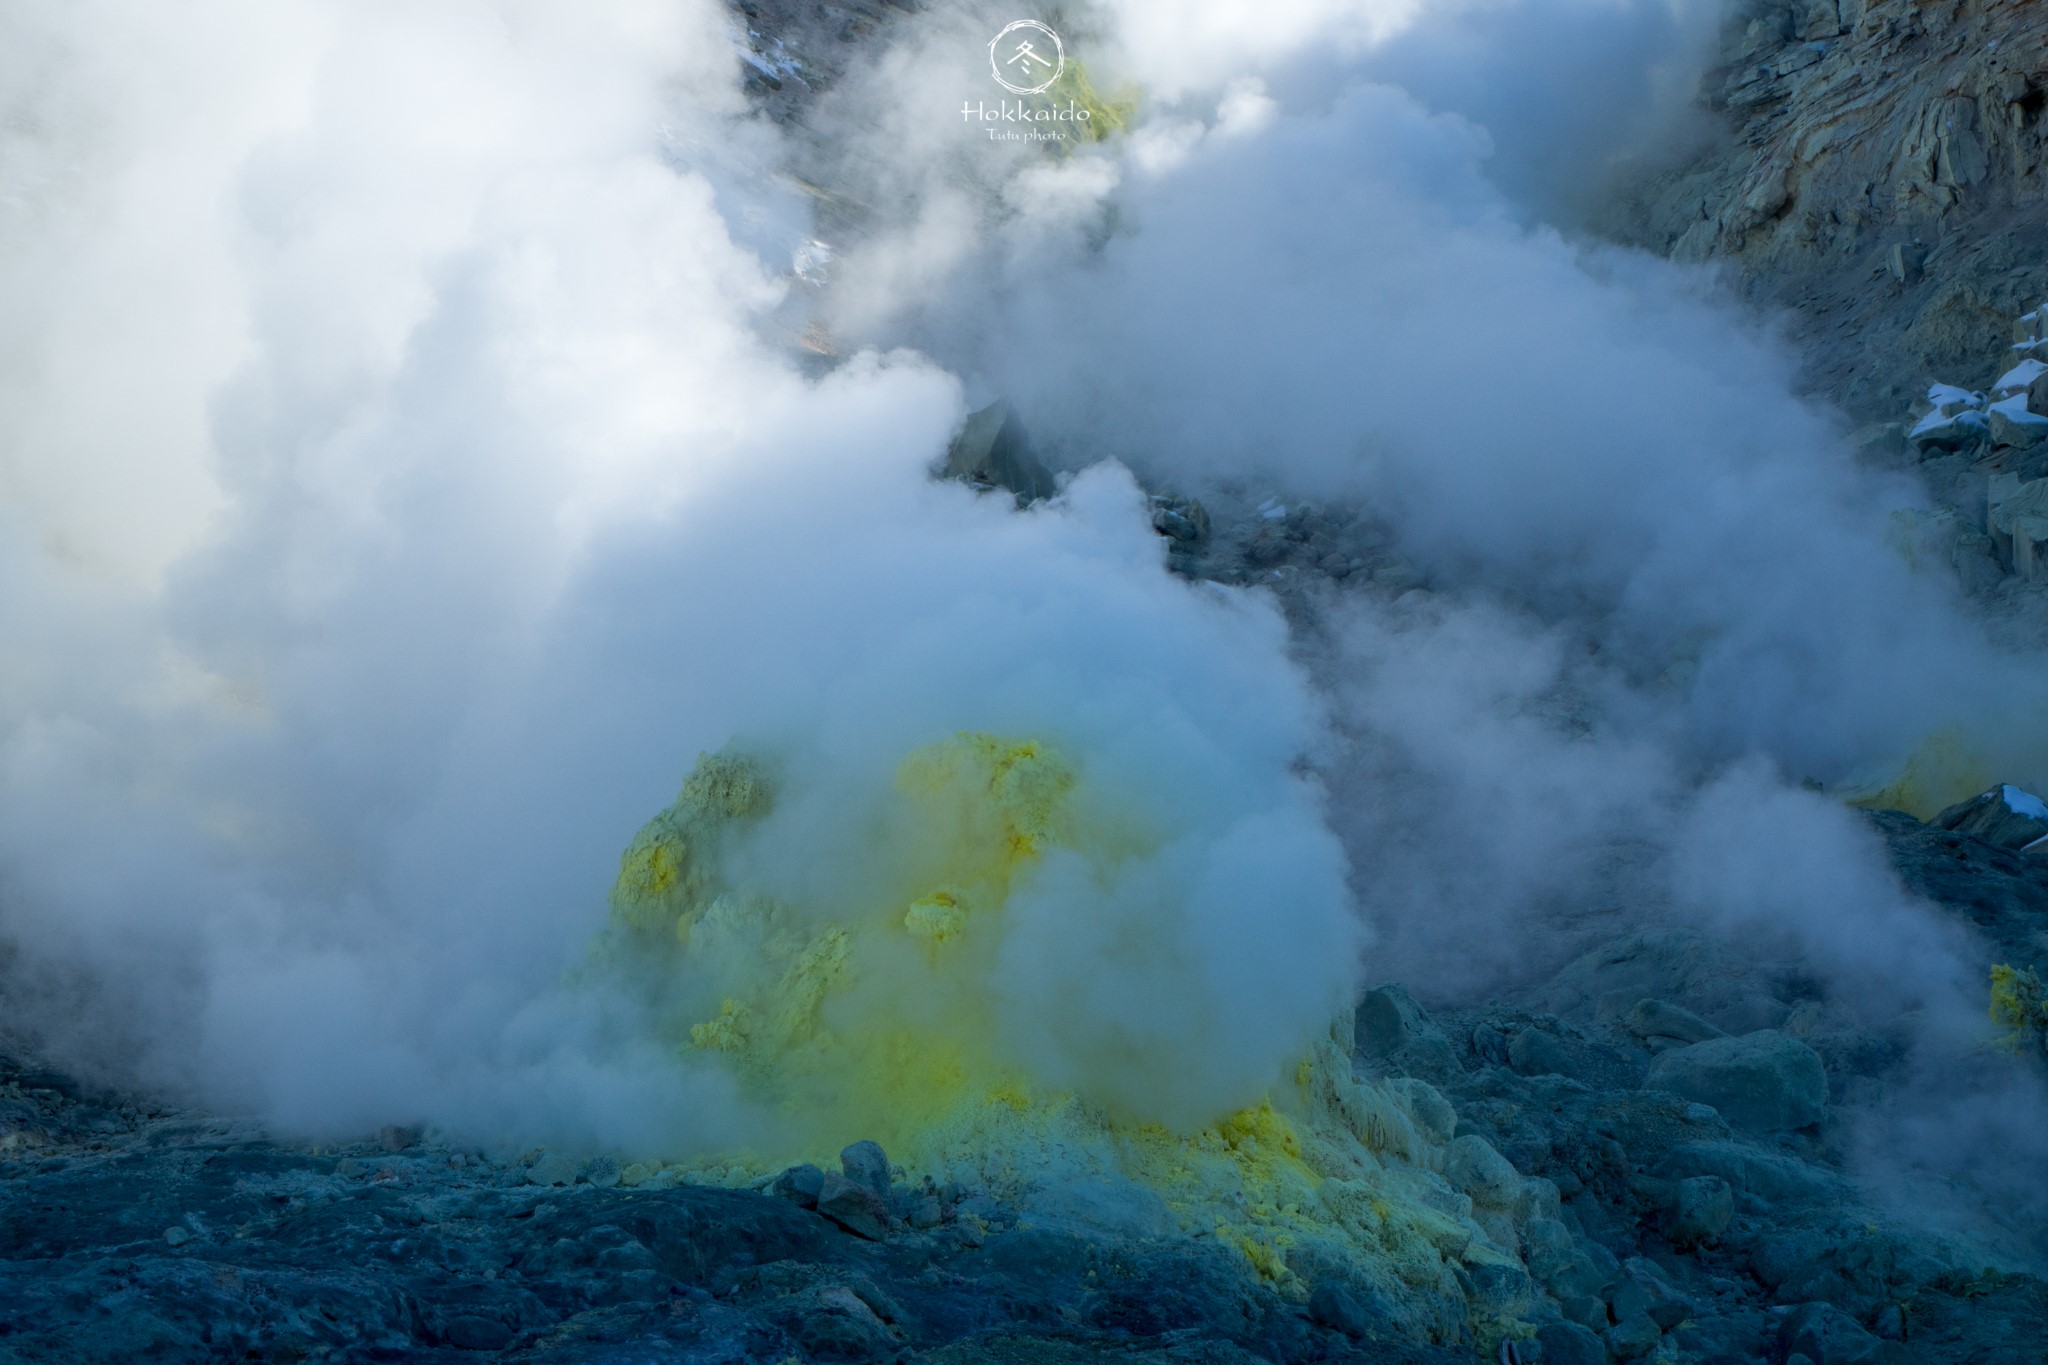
[1840,729,1992,821]
[608,752,773,936]
[1043,59,1136,145]
[1990,963,2048,1055]
[599,734,1535,1347]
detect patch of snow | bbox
[1912,409,1987,438]
[1995,359,2048,394]
[2001,785,2048,821]
[1927,383,1985,412]
[1990,393,2048,425]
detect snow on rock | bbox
[1933,785,2048,850]
[1995,359,2048,395]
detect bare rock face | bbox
[1604,0,2048,422]
[1933,784,2048,849]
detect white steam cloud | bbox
[0,0,1362,1153]
[805,0,2048,1253]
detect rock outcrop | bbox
[1606,0,2048,423]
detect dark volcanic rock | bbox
[1643,1030,1828,1133]
[1871,807,2048,971]
[1933,785,2048,851]
[0,1048,1477,1365]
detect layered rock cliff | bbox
[1603,0,2048,422]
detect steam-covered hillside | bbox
[4,1,2048,1363]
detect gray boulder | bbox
[1644,1030,1827,1133]
[1535,1321,1604,1365]
[770,1162,825,1209]
[1626,998,1727,1052]
[941,400,1056,504]
[1506,1027,1575,1077]
[1615,1258,1693,1330]
[1444,1134,1520,1208]
[1989,398,2048,449]
[1655,1140,1846,1208]
[1353,983,1460,1081]
[524,1151,580,1187]
[1604,1310,1662,1360]
[839,1140,892,1200]
[1148,494,1211,546]
[816,1172,890,1240]
[1522,1218,1613,1302]
[1663,1175,1733,1247]
[1779,1301,1915,1365]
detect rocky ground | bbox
[0,1065,1460,1363]
[9,796,2048,1363]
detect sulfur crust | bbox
[598,735,1524,1340]
[1839,728,1991,820]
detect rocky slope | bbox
[1602,0,2048,425]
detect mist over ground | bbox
[5,0,2048,1278]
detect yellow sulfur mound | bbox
[599,735,1536,1348]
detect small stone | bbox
[816,1171,889,1240]
[619,1161,653,1188]
[162,1226,191,1247]
[525,1152,580,1187]
[907,1195,943,1229]
[584,1155,622,1189]
[1888,242,1926,285]
[334,1158,366,1178]
[770,1163,825,1209]
[839,1140,891,1199]
[1149,495,1211,546]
